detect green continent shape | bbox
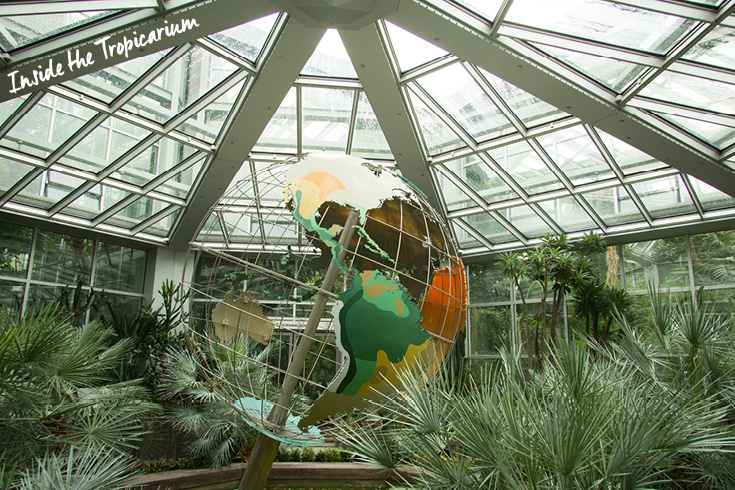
[335,271,428,396]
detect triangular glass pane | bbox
[687,177,735,212]
[452,0,505,21]
[436,168,483,212]
[536,126,614,185]
[3,94,97,159]
[253,88,297,153]
[486,141,564,195]
[145,208,181,237]
[301,87,352,152]
[114,138,199,187]
[301,29,357,78]
[122,45,238,123]
[62,117,151,174]
[0,157,35,194]
[499,204,552,238]
[581,186,645,227]
[479,68,565,128]
[65,186,130,220]
[657,113,735,150]
[148,157,206,200]
[506,0,695,55]
[631,174,696,219]
[443,156,515,204]
[208,13,279,63]
[104,195,161,228]
[464,213,517,245]
[530,43,645,94]
[683,25,735,70]
[61,49,172,104]
[351,92,393,159]
[0,11,115,51]
[197,212,225,242]
[640,71,735,113]
[177,78,246,143]
[416,63,514,143]
[384,22,449,72]
[596,129,664,175]
[538,197,596,233]
[0,94,27,127]
[407,90,463,155]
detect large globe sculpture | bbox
[186,152,467,445]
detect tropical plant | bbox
[157,332,286,467]
[0,305,159,487]
[338,292,735,489]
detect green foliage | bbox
[0,306,159,485]
[136,457,206,473]
[339,293,735,489]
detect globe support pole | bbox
[239,208,361,490]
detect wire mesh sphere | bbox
[186,152,467,445]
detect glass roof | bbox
[0,0,733,257]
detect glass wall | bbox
[0,220,147,320]
[467,229,735,362]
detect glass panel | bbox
[253,87,297,153]
[4,94,97,159]
[700,288,735,323]
[0,157,35,194]
[657,113,735,150]
[538,196,596,233]
[537,126,614,185]
[683,25,735,70]
[597,130,664,175]
[687,177,735,211]
[640,71,735,114]
[301,87,352,152]
[144,208,180,237]
[123,46,238,123]
[61,49,171,104]
[12,170,87,211]
[631,175,696,219]
[506,0,695,55]
[436,168,482,212]
[302,29,357,78]
[0,280,24,318]
[453,0,504,21]
[32,230,93,286]
[8,171,42,207]
[149,157,205,199]
[416,63,514,143]
[623,238,691,292]
[350,92,393,159]
[443,156,515,204]
[466,212,517,243]
[196,212,225,242]
[469,261,511,303]
[0,222,32,279]
[408,90,464,155]
[114,138,198,187]
[177,79,246,143]
[384,21,449,72]
[470,305,511,355]
[94,243,146,293]
[486,140,564,195]
[581,186,645,227]
[103,196,162,229]
[208,13,279,63]
[0,11,115,51]
[65,186,129,220]
[62,117,150,174]
[0,95,27,127]
[479,68,566,128]
[691,230,735,288]
[501,204,552,238]
[531,43,646,93]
